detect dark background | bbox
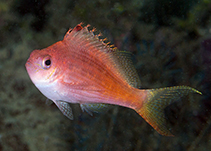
[0,0,210,150]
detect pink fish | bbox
[25,23,201,136]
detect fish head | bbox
[25,47,60,88]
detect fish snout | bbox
[25,49,41,70]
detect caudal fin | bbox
[136,86,202,136]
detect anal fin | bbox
[80,103,110,116]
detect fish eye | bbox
[42,56,52,69]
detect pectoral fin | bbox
[54,100,74,120]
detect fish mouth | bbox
[25,58,36,73]
[25,59,31,66]
[25,59,32,69]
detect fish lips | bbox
[25,59,33,73]
[25,57,39,81]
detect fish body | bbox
[25,23,201,136]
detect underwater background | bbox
[0,0,210,150]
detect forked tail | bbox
[136,86,202,136]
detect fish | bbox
[25,23,201,136]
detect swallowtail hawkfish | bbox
[25,23,201,136]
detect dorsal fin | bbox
[63,23,141,88]
[64,23,113,53]
[113,51,141,88]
